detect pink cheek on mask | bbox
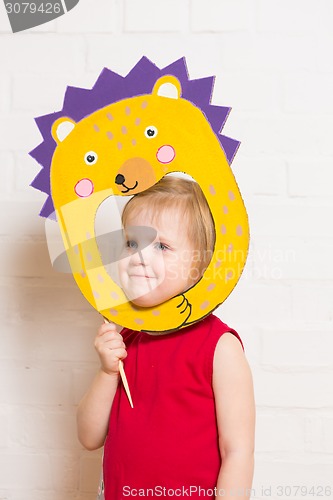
[74,178,94,197]
[156,145,175,164]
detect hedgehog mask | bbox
[30,57,249,333]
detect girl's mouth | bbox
[129,274,155,279]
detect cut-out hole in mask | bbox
[45,196,161,307]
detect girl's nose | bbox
[130,246,151,266]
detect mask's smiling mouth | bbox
[120,180,138,193]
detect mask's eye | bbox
[84,151,98,165]
[144,126,158,139]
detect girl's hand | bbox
[94,322,127,376]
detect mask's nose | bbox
[115,173,125,185]
[115,158,157,193]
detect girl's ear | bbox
[152,76,182,100]
[51,117,76,144]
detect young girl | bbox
[77,176,255,499]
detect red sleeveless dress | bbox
[103,314,244,499]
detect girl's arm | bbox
[76,322,127,451]
[213,332,256,500]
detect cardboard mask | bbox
[30,57,249,333]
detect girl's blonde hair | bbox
[121,176,215,279]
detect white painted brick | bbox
[212,72,279,112]
[256,0,329,33]
[0,111,52,152]
[10,408,81,450]
[0,453,52,489]
[12,71,100,113]
[9,492,96,500]
[282,116,333,155]
[0,322,39,362]
[0,74,11,112]
[250,236,333,281]
[292,285,333,322]
[305,415,323,453]
[8,492,89,500]
[283,74,333,114]
[238,114,333,156]
[0,490,11,500]
[219,33,317,72]
[305,414,333,453]
[0,277,86,323]
[235,155,287,196]
[73,367,99,405]
[37,323,98,363]
[0,238,56,278]
[315,34,333,72]
[5,282,98,329]
[0,412,8,448]
[322,416,333,453]
[248,201,333,238]
[0,152,15,196]
[79,453,103,493]
[219,279,293,324]
[0,35,85,73]
[253,366,333,408]
[86,34,226,74]
[56,0,115,33]
[261,328,333,369]
[12,74,71,113]
[2,281,94,327]
[13,153,45,201]
[256,412,304,452]
[49,453,80,491]
[247,236,283,283]
[0,201,45,236]
[0,367,72,405]
[124,0,188,33]
[191,0,249,33]
[2,320,98,364]
[288,158,333,197]
[253,461,333,495]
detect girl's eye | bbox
[126,240,138,249]
[84,151,98,165]
[144,126,158,139]
[155,242,168,251]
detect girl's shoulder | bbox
[206,314,244,352]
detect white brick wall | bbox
[0,0,332,498]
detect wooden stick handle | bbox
[118,359,134,408]
[103,318,134,408]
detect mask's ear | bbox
[152,76,182,100]
[51,117,76,144]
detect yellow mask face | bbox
[31,58,249,333]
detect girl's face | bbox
[118,208,197,307]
